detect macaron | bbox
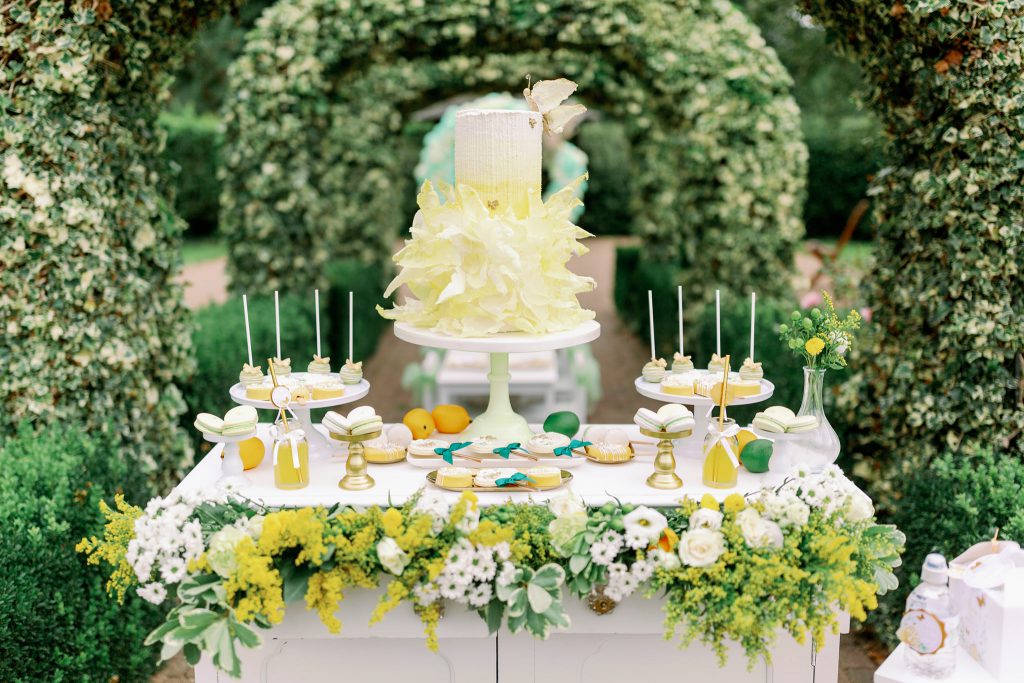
[633,407,663,432]
[786,415,819,433]
[752,413,787,433]
[763,406,796,423]
[663,414,694,433]
[347,406,377,422]
[322,411,352,434]
[194,413,224,435]
[656,403,691,421]
[221,405,258,435]
[350,415,383,435]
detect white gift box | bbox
[948,540,1024,682]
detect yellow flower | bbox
[381,507,404,537]
[700,493,719,510]
[805,337,825,356]
[723,494,746,513]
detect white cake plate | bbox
[229,377,370,459]
[394,320,600,442]
[202,431,258,491]
[634,374,775,458]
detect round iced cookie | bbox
[524,466,561,488]
[339,359,363,385]
[660,373,694,396]
[739,357,763,381]
[470,435,503,455]
[525,432,571,455]
[473,468,505,487]
[642,359,667,383]
[671,352,695,374]
[239,363,264,387]
[408,438,448,457]
[436,466,474,488]
[307,355,331,374]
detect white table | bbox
[875,644,1000,682]
[181,423,846,683]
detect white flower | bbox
[414,492,450,534]
[206,525,248,578]
[414,582,439,606]
[548,491,586,517]
[782,500,810,527]
[622,506,668,549]
[736,509,784,550]
[160,557,187,584]
[455,502,480,534]
[467,583,493,608]
[137,582,167,605]
[845,487,875,522]
[493,542,511,562]
[678,528,725,567]
[650,549,681,571]
[589,530,624,566]
[630,558,654,582]
[688,508,724,531]
[469,548,497,582]
[496,561,517,587]
[377,537,411,575]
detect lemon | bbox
[403,408,436,439]
[431,404,471,434]
[736,427,759,453]
[239,437,266,470]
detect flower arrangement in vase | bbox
[777,291,862,472]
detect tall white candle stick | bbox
[314,289,322,358]
[647,290,656,360]
[677,285,684,356]
[715,289,721,357]
[242,294,253,366]
[274,290,281,360]
[749,291,756,361]
[348,291,354,361]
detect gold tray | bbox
[426,470,572,493]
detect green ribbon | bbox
[553,440,591,457]
[434,441,473,465]
[495,472,536,487]
[493,442,528,459]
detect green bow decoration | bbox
[434,441,473,465]
[495,472,536,487]
[493,442,528,459]
[553,440,591,457]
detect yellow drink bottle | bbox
[273,428,309,490]
[702,417,739,489]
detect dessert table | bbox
[180,423,849,683]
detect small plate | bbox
[364,450,407,465]
[426,470,572,492]
[583,445,636,465]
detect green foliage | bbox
[777,292,862,370]
[802,1,1024,472]
[0,424,159,682]
[613,246,807,423]
[161,109,223,238]
[184,260,389,456]
[575,120,634,235]
[1,1,242,489]
[871,450,1024,645]
[221,0,807,304]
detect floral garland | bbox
[78,466,904,677]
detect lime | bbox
[740,439,773,473]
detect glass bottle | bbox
[273,425,309,490]
[702,417,738,489]
[789,366,841,473]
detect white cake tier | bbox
[455,109,542,216]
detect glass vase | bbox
[788,366,841,473]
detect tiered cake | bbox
[378,93,595,337]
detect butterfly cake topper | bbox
[523,75,587,136]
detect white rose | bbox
[688,508,723,531]
[678,528,725,567]
[206,525,249,578]
[782,500,810,528]
[548,491,586,517]
[736,509,784,550]
[376,537,410,575]
[845,487,875,522]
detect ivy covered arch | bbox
[220,0,808,305]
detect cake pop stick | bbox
[749,291,756,362]
[274,290,281,360]
[348,291,354,362]
[314,289,322,358]
[719,355,731,429]
[715,289,721,357]
[647,290,656,359]
[242,294,253,366]
[677,285,685,356]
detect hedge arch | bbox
[0,1,239,488]
[801,1,1024,476]
[220,0,808,305]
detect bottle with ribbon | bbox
[702,354,739,489]
[272,419,309,490]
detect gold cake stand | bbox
[329,430,381,491]
[639,426,693,490]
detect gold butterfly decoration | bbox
[523,75,587,136]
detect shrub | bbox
[1,1,241,491]
[576,120,633,236]
[221,0,806,304]
[183,260,390,457]
[161,109,223,238]
[802,1,1024,476]
[871,450,1024,644]
[0,424,160,682]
